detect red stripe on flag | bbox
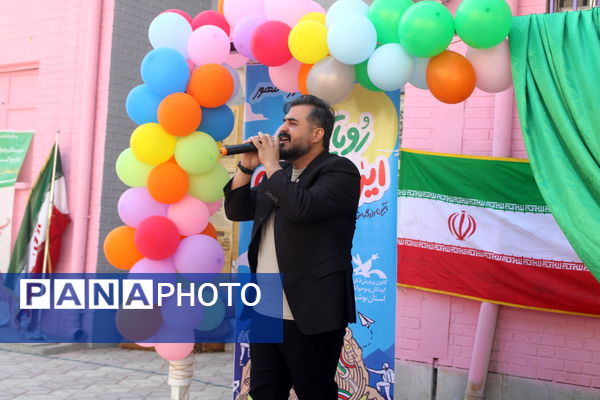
[397,244,600,316]
[31,205,71,274]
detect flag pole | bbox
[27,130,59,341]
[42,130,60,275]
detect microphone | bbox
[219,143,257,156]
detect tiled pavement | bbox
[0,346,233,399]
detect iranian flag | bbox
[397,149,600,317]
[7,144,70,279]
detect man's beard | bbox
[279,142,310,161]
[278,132,310,161]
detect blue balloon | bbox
[140,48,190,97]
[125,85,163,125]
[328,14,377,65]
[198,105,235,142]
[367,43,414,91]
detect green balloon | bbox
[115,148,152,187]
[175,131,219,174]
[355,60,383,92]
[189,163,229,203]
[367,0,413,44]
[455,0,512,49]
[196,298,226,331]
[398,1,455,58]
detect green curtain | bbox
[509,8,600,282]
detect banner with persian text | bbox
[233,65,399,400]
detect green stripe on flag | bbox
[399,150,547,207]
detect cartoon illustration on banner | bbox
[233,65,399,400]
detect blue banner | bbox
[233,65,399,400]
[0,273,282,344]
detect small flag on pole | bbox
[7,142,70,281]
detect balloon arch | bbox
[103,0,514,362]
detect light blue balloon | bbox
[328,14,377,65]
[141,48,190,97]
[198,105,235,142]
[125,85,163,125]
[409,57,430,90]
[148,12,192,59]
[367,43,414,91]
[326,0,369,28]
[222,64,240,103]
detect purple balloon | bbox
[118,187,168,228]
[161,295,204,331]
[130,258,176,274]
[172,235,225,274]
[232,14,268,60]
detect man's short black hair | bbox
[283,95,335,151]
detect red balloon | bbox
[162,9,193,25]
[251,21,293,67]
[192,10,230,35]
[135,216,180,260]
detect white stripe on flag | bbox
[398,196,582,263]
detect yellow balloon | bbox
[130,123,177,165]
[299,12,326,25]
[288,20,329,65]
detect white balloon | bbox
[325,0,369,28]
[466,40,513,93]
[307,56,356,105]
[148,12,192,59]
[367,44,414,91]
[409,57,430,90]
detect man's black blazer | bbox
[224,151,360,335]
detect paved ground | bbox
[0,346,233,399]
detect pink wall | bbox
[397,0,600,391]
[0,0,114,273]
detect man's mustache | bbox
[278,132,291,141]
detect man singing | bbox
[224,94,360,400]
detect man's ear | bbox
[312,127,325,143]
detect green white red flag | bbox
[397,149,600,316]
[7,144,70,278]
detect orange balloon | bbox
[218,0,225,14]
[200,223,218,239]
[158,93,202,137]
[104,226,143,270]
[426,50,476,104]
[147,161,189,204]
[298,63,313,95]
[187,64,234,108]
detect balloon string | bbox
[168,355,195,387]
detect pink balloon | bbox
[172,235,225,274]
[269,59,302,93]
[225,52,248,69]
[206,199,223,216]
[130,258,176,274]
[223,0,265,28]
[155,342,194,361]
[308,1,326,13]
[466,40,513,93]
[187,25,230,66]
[118,187,168,228]
[232,15,268,60]
[162,9,193,25]
[265,0,309,27]
[135,216,180,260]
[167,196,210,236]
